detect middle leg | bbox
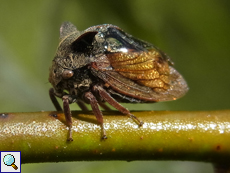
[84,92,107,139]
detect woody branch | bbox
[0,110,230,165]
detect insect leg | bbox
[49,88,62,111]
[62,95,73,141]
[84,92,107,139]
[76,100,89,111]
[98,101,112,111]
[93,86,144,126]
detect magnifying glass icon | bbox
[3,154,18,170]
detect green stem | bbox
[0,110,230,164]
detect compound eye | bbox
[62,70,74,79]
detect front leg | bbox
[62,95,73,141]
[49,88,62,111]
[49,88,73,141]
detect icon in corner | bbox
[3,154,18,170]
[1,151,21,173]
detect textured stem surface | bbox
[0,110,230,164]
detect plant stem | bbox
[0,110,230,164]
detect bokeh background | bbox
[0,0,229,172]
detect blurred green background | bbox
[0,0,229,172]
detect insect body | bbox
[49,22,188,141]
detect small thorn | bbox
[0,113,8,118]
[49,113,58,118]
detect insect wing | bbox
[93,27,188,102]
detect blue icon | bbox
[3,154,18,170]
